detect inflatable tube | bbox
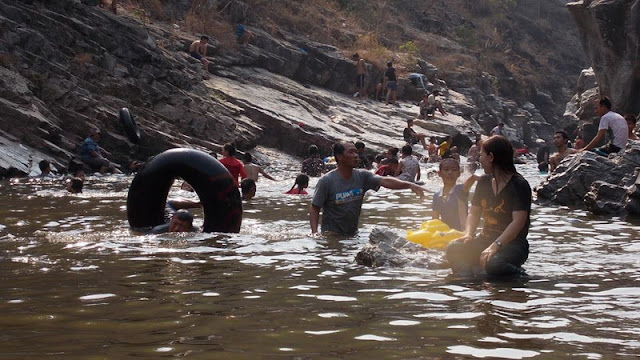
[127,148,242,233]
[119,107,141,144]
[406,219,463,249]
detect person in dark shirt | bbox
[384,62,398,106]
[446,135,531,278]
[301,145,325,177]
[537,141,551,172]
[403,119,429,150]
[355,141,371,169]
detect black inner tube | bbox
[127,148,242,233]
[119,107,141,144]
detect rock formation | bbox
[355,228,443,268]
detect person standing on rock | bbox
[549,130,577,172]
[80,127,120,174]
[189,35,210,70]
[352,53,367,99]
[384,62,398,106]
[446,135,531,278]
[581,97,628,155]
[310,141,426,236]
[219,143,247,186]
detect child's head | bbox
[438,158,461,184]
[242,152,252,164]
[386,147,399,158]
[240,178,256,200]
[295,174,309,189]
[66,177,84,193]
[401,144,413,156]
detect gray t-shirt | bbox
[312,169,382,236]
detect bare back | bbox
[244,163,260,181]
[189,40,206,56]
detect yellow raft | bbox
[406,219,463,249]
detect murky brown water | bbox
[1,148,640,359]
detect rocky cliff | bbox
[568,0,640,115]
[0,0,585,177]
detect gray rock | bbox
[355,228,441,268]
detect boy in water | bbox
[432,159,477,231]
[242,153,276,182]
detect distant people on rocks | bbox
[219,143,247,186]
[549,130,577,172]
[490,123,505,137]
[574,134,585,149]
[625,114,638,140]
[467,134,482,163]
[375,157,398,176]
[381,147,399,165]
[537,139,551,172]
[396,145,420,182]
[301,145,325,177]
[80,127,121,174]
[384,62,398,106]
[355,141,371,169]
[310,141,426,236]
[446,135,532,278]
[433,158,478,231]
[427,90,448,117]
[428,137,440,162]
[241,178,257,200]
[66,177,84,194]
[403,118,429,150]
[242,153,276,182]
[148,209,198,234]
[236,18,255,45]
[581,97,628,155]
[438,136,451,158]
[352,53,367,99]
[189,35,210,70]
[285,174,309,195]
[38,160,54,178]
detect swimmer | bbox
[66,177,83,193]
[242,153,276,182]
[433,158,477,231]
[148,209,198,234]
[39,160,54,178]
[285,174,309,195]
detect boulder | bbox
[355,228,441,268]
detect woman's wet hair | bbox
[481,135,517,174]
[290,174,309,192]
[174,209,194,225]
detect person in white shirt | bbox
[581,97,628,155]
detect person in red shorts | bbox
[219,143,247,186]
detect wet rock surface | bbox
[355,228,444,268]
[536,142,640,215]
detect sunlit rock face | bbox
[568,0,640,115]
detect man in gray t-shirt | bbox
[310,141,426,236]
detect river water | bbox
[1,148,639,359]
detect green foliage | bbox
[399,41,420,56]
[454,25,477,48]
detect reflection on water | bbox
[1,149,639,359]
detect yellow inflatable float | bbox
[407,219,463,249]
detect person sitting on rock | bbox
[66,177,84,194]
[148,209,198,234]
[189,35,210,70]
[625,114,639,140]
[242,153,276,182]
[80,127,121,174]
[375,157,398,176]
[428,90,447,117]
[581,97,628,155]
[490,123,505,137]
[219,143,247,186]
[403,118,429,150]
[549,130,578,172]
[395,145,420,182]
[285,174,310,195]
[467,134,482,164]
[301,145,325,177]
[241,178,256,200]
[236,18,255,45]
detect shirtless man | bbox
[549,130,577,172]
[353,53,367,99]
[189,35,210,70]
[242,153,276,182]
